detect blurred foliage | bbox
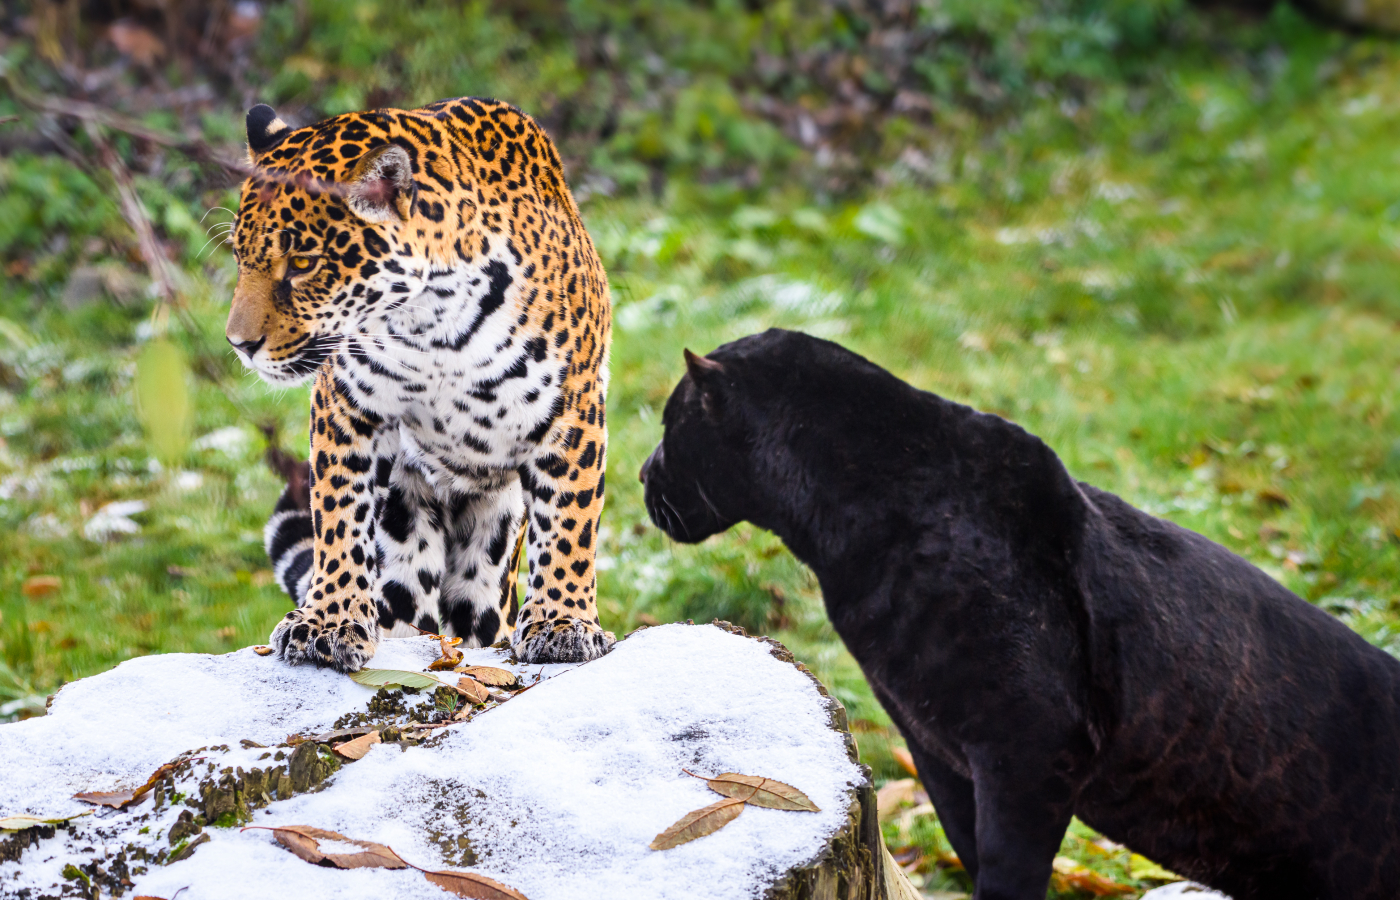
[2,1,1400,895]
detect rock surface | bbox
[0,623,913,900]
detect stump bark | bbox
[0,622,919,900]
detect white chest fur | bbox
[332,251,565,492]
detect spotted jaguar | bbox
[228,98,614,670]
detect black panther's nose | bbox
[229,335,266,357]
[640,444,662,484]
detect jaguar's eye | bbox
[290,256,315,271]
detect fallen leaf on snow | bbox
[299,726,376,745]
[428,635,465,671]
[349,668,442,691]
[422,869,532,899]
[650,798,746,850]
[332,729,381,760]
[687,770,820,811]
[247,825,408,870]
[456,665,518,687]
[75,759,191,809]
[455,676,490,705]
[0,811,91,831]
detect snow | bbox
[0,624,863,900]
[1141,885,1231,899]
[192,426,252,456]
[83,499,148,541]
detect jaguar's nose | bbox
[229,335,267,357]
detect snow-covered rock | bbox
[0,624,894,900]
[1141,883,1232,899]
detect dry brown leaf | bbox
[890,746,919,778]
[253,645,274,656]
[691,771,820,811]
[72,789,147,809]
[1051,857,1132,896]
[422,869,531,899]
[650,798,745,850]
[248,825,408,870]
[876,778,919,821]
[455,676,490,705]
[74,759,188,809]
[0,812,91,831]
[890,845,924,870]
[21,575,61,598]
[107,20,165,66]
[428,635,466,670]
[305,726,376,744]
[456,665,518,687]
[332,729,381,760]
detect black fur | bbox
[640,329,1400,900]
[245,104,288,153]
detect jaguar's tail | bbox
[264,445,314,607]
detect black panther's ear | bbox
[684,349,725,417]
[246,104,291,158]
[346,144,415,223]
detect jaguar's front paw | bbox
[513,617,615,664]
[270,604,379,672]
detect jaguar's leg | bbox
[269,367,384,672]
[437,481,525,647]
[373,443,448,637]
[514,435,614,664]
[264,459,314,606]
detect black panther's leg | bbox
[966,747,1077,900]
[906,743,980,882]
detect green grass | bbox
[4,6,1400,896]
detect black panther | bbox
[639,328,1400,900]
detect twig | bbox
[3,69,358,199]
[4,71,249,178]
[28,108,260,421]
[83,120,184,305]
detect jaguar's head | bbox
[226,104,427,385]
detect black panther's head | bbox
[642,328,910,549]
[639,345,759,543]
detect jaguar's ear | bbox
[684,349,725,417]
[246,104,291,159]
[347,144,415,223]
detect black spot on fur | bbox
[381,486,414,544]
[382,580,417,622]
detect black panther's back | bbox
[1072,484,1400,899]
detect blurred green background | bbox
[3,0,1400,894]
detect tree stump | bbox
[0,623,919,899]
